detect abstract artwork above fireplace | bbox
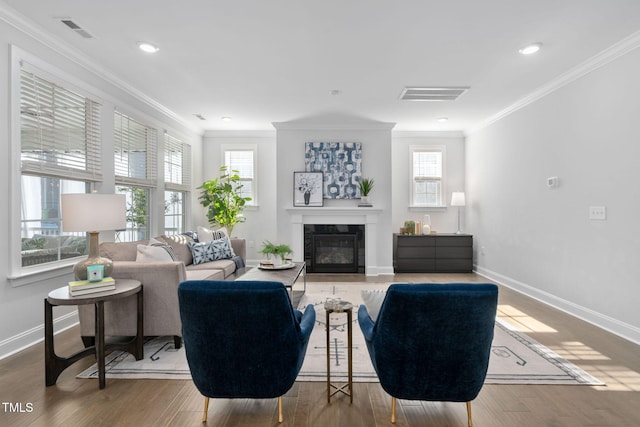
[305,142,362,199]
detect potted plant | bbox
[259,241,293,266]
[198,166,252,236]
[358,177,374,205]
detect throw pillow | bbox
[149,238,178,261]
[188,238,234,265]
[136,244,175,263]
[360,289,387,322]
[197,225,229,242]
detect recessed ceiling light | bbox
[221,116,232,123]
[138,42,159,53]
[437,117,449,123]
[519,42,542,55]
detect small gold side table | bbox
[324,299,353,403]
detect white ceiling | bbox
[3,0,640,133]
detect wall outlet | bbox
[589,206,606,220]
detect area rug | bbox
[77,282,603,385]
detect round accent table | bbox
[45,279,143,389]
[324,299,353,403]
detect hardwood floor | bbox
[1,272,639,426]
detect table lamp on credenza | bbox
[450,192,466,234]
[61,193,126,280]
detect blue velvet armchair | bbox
[178,280,315,423]
[358,283,498,426]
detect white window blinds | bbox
[20,69,102,181]
[114,111,157,187]
[164,133,191,191]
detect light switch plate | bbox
[589,206,606,220]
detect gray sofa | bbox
[78,234,246,347]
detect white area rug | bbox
[78,282,603,385]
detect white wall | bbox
[466,47,640,343]
[274,119,395,273]
[0,19,202,358]
[392,132,466,234]
[201,131,277,263]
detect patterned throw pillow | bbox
[188,238,234,265]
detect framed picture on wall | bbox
[293,171,324,207]
[305,142,362,199]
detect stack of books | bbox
[68,277,116,296]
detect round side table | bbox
[45,279,143,389]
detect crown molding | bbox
[272,120,396,131]
[467,29,640,136]
[393,130,465,139]
[0,3,201,135]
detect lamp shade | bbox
[61,193,126,232]
[451,192,466,207]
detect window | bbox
[114,111,157,241]
[410,146,445,207]
[19,67,101,268]
[164,133,191,234]
[223,147,256,204]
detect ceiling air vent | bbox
[60,19,94,39]
[400,87,469,101]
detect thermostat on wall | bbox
[546,176,559,188]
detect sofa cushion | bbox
[100,240,148,261]
[185,268,225,281]
[197,226,236,256]
[155,234,194,265]
[186,259,237,277]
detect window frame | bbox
[163,132,191,234]
[409,145,446,208]
[221,144,258,206]
[10,46,103,282]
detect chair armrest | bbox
[358,304,375,342]
[298,304,316,342]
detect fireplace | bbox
[304,224,365,273]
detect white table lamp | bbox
[61,193,126,280]
[451,192,466,234]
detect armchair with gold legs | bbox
[178,280,315,423]
[358,283,498,427]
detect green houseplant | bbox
[358,177,374,205]
[198,166,252,236]
[259,241,293,265]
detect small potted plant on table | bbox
[259,241,293,267]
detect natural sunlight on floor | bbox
[497,305,640,392]
[497,304,558,333]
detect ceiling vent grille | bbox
[400,87,469,101]
[60,19,94,39]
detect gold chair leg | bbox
[391,396,397,424]
[202,397,209,423]
[466,401,472,427]
[278,396,283,423]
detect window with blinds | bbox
[164,133,191,234]
[411,147,444,207]
[224,149,256,204]
[114,111,157,187]
[164,133,191,191]
[20,69,102,181]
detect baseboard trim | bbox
[0,310,79,361]
[475,266,640,346]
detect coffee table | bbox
[235,261,306,297]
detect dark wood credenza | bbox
[393,233,473,273]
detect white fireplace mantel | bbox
[286,207,384,275]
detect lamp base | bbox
[73,257,113,281]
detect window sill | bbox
[8,259,77,287]
[408,205,448,211]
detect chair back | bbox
[369,283,498,402]
[178,280,308,399]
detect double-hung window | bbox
[164,133,191,234]
[19,67,101,269]
[410,146,445,207]
[223,147,256,205]
[114,111,157,242]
